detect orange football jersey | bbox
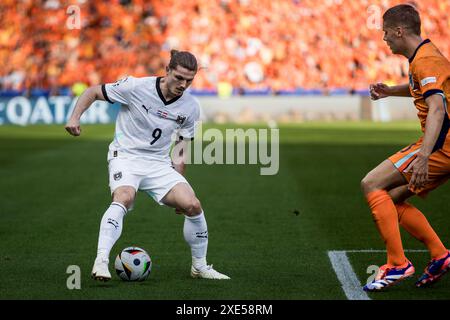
[408,39,450,155]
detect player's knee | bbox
[184,198,202,216]
[112,188,135,209]
[361,174,378,194]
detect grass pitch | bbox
[0,121,449,300]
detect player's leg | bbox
[361,159,410,267]
[92,186,136,281]
[96,186,136,259]
[161,181,202,216]
[363,146,450,290]
[162,182,207,270]
[388,184,414,205]
[361,160,418,291]
[391,150,450,287]
[162,182,230,280]
[361,159,408,195]
[92,158,139,281]
[389,185,447,259]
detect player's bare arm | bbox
[65,85,106,136]
[407,94,446,189]
[369,83,411,100]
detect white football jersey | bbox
[102,76,200,162]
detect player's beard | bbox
[387,41,403,55]
[173,87,184,96]
[386,42,397,54]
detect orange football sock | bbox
[366,190,407,266]
[396,202,447,259]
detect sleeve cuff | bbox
[101,84,113,104]
[423,89,444,100]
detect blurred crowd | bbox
[1,0,449,95]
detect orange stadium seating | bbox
[0,0,449,95]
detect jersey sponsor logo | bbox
[176,115,187,125]
[113,171,122,181]
[157,110,168,118]
[420,77,437,87]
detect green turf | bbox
[0,121,448,300]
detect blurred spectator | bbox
[0,0,449,95]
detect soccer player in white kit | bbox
[65,50,230,281]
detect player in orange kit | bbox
[361,4,450,291]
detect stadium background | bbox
[1,0,449,300]
[2,0,450,96]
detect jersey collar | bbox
[409,39,431,63]
[156,77,183,106]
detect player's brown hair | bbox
[383,4,421,36]
[169,50,198,72]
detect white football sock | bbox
[96,202,127,261]
[183,212,208,270]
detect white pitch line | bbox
[344,249,428,253]
[328,249,428,300]
[328,251,370,300]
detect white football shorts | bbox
[108,157,189,205]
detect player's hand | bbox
[406,153,429,190]
[369,83,390,100]
[65,118,81,136]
